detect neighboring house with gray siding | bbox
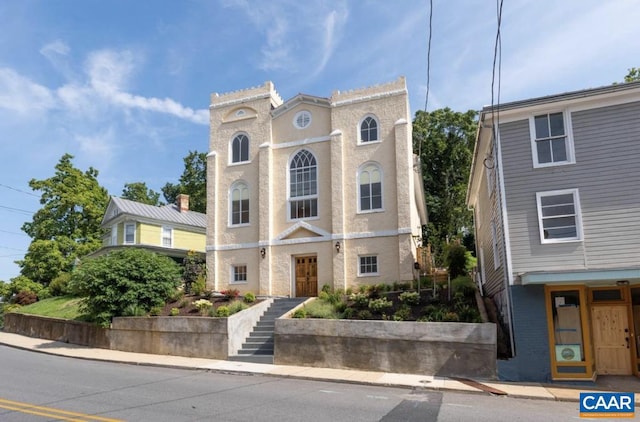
[467,81,640,382]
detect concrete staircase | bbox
[228,297,307,364]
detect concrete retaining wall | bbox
[3,313,109,348]
[274,318,497,379]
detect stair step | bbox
[238,348,273,355]
[245,337,273,343]
[228,354,274,364]
[253,326,275,333]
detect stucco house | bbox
[206,77,427,297]
[96,194,206,260]
[467,81,640,382]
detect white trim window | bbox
[230,181,249,226]
[359,115,379,143]
[358,163,383,212]
[293,110,312,129]
[231,264,247,284]
[289,149,318,220]
[358,255,378,276]
[536,189,583,243]
[530,112,574,168]
[110,224,118,245]
[124,223,136,244]
[231,133,249,164]
[161,226,173,248]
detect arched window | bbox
[359,163,383,211]
[360,116,378,143]
[289,149,318,219]
[231,133,249,163]
[230,182,249,225]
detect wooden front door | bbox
[295,256,317,297]
[591,305,632,375]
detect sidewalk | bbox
[0,331,637,403]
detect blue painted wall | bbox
[497,285,552,382]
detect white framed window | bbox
[161,226,173,248]
[230,181,249,226]
[359,115,379,143]
[124,223,135,244]
[491,220,500,269]
[110,224,118,245]
[358,163,383,212]
[358,255,378,276]
[231,265,247,284]
[529,111,574,168]
[289,149,318,220]
[293,110,312,129]
[231,133,249,164]
[536,189,583,243]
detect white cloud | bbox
[0,68,55,114]
[75,128,116,162]
[40,40,70,57]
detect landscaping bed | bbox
[158,290,260,317]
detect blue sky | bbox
[1,0,638,282]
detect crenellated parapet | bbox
[331,77,407,107]
[210,81,283,109]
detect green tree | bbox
[121,182,162,205]
[19,154,109,285]
[413,108,477,265]
[624,67,640,82]
[162,151,206,213]
[182,250,205,294]
[70,249,181,326]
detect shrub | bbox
[191,274,207,296]
[445,243,468,279]
[221,289,239,300]
[318,291,330,302]
[368,297,392,312]
[321,284,332,293]
[452,275,476,298]
[349,292,369,308]
[345,287,353,296]
[170,307,180,316]
[243,292,256,303]
[215,306,230,317]
[123,304,147,317]
[169,289,184,302]
[6,275,44,300]
[341,307,355,319]
[194,299,213,315]
[399,291,420,306]
[69,249,181,327]
[49,272,71,296]
[393,304,412,321]
[357,309,373,320]
[182,250,205,294]
[14,291,37,306]
[304,300,339,319]
[149,306,162,316]
[228,300,248,315]
[358,285,368,293]
[292,308,307,318]
[443,312,460,322]
[178,298,189,309]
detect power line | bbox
[0,245,27,252]
[0,183,39,197]
[0,254,24,258]
[0,204,35,215]
[490,0,504,134]
[0,229,28,237]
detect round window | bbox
[293,110,312,129]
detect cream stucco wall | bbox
[207,78,426,296]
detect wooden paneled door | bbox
[591,305,632,375]
[295,256,317,297]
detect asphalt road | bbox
[0,345,632,421]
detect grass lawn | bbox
[14,296,86,320]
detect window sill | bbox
[357,273,379,278]
[357,208,384,215]
[228,160,251,167]
[532,160,575,169]
[357,140,382,146]
[228,223,251,229]
[230,281,248,285]
[541,238,583,245]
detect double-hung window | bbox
[530,112,574,167]
[536,189,583,243]
[110,224,118,245]
[232,265,247,283]
[124,223,135,244]
[359,163,383,212]
[230,182,249,226]
[289,150,318,219]
[231,133,249,163]
[161,226,172,248]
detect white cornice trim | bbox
[331,89,407,107]
[275,221,331,240]
[206,151,217,158]
[209,92,272,109]
[270,135,331,150]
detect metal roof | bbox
[105,196,206,228]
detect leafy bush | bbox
[243,292,256,303]
[318,291,330,302]
[149,306,163,316]
[228,300,248,315]
[349,292,369,308]
[321,284,332,293]
[122,304,146,317]
[451,275,476,298]
[368,297,392,312]
[357,309,373,320]
[194,299,213,315]
[393,304,412,321]
[178,298,189,309]
[182,250,205,294]
[445,243,468,279]
[215,306,230,317]
[69,248,181,326]
[399,291,420,306]
[304,300,339,319]
[443,312,460,322]
[49,272,71,296]
[345,287,353,296]
[14,291,37,306]
[341,307,355,319]
[6,276,44,299]
[292,308,307,318]
[170,307,180,316]
[191,274,206,296]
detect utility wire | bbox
[0,183,39,197]
[424,0,433,112]
[0,205,35,215]
[0,245,27,252]
[0,229,28,237]
[490,0,504,137]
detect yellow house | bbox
[97,194,206,260]
[206,78,427,296]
